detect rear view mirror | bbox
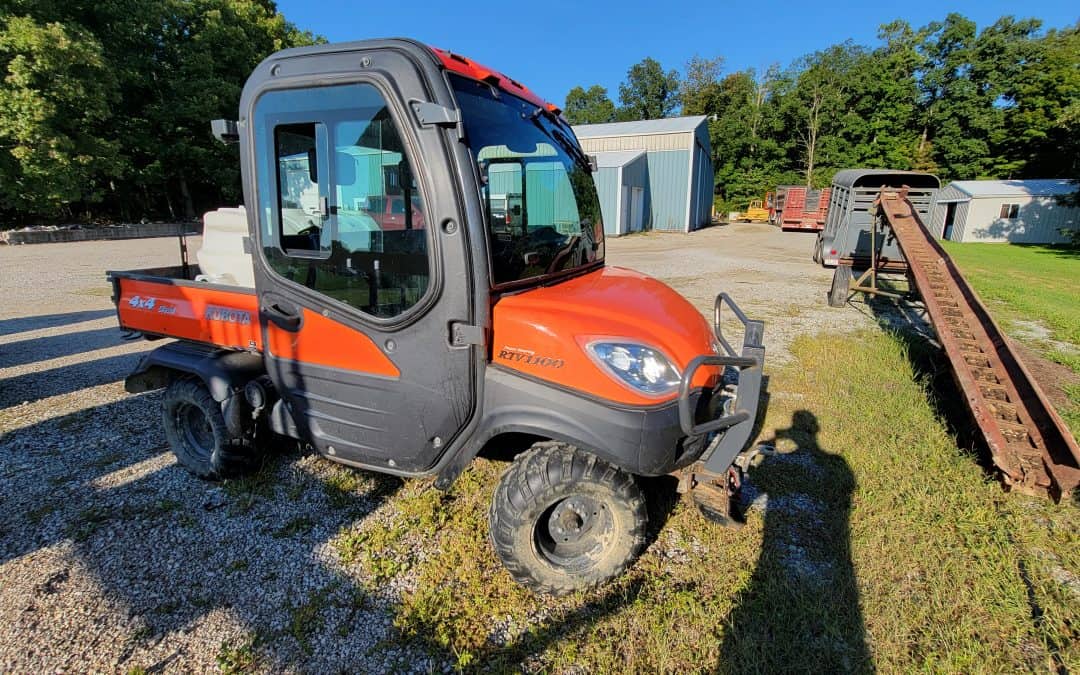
[211,119,239,144]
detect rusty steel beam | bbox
[873,189,1080,500]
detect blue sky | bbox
[276,0,1078,108]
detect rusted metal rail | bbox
[854,189,1080,500]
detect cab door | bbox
[245,65,476,473]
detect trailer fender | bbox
[126,341,265,403]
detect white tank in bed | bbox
[196,206,255,287]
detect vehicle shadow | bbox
[433,471,684,670]
[0,352,147,408]
[720,410,871,672]
[0,326,129,368]
[0,390,409,670]
[0,309,115,337]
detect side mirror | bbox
[211,119,239,144]
[588,155,598,172]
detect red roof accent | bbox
[429,46,552,111]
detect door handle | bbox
[261,300,302,331]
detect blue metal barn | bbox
[573,116,713,235]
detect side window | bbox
[275,123,329,255]
[256,84,430,319]
[999,203,1019,219]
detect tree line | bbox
[1,6,1076,225]
[563,14,1079,211]
[0,0,318,226]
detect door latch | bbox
[449,321,484,348]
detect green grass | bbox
[216,637,260,674]
[329,331,1079,672]
[940,241,1080,435]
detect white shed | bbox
[931,179,1078,243]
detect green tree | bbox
[0,0,319,223]
[913,14,1041,179]
[780,42,862,186]
[0,15,121,219]
[680,55,724,116]
[836,21,926,171]
[617,57,680,121]
[1005,23,1080,179]
[563,85,616,125]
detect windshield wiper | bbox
[527,108,592,172]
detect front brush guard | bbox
[677,293,765,475]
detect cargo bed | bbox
[107,265,261,352]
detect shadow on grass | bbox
[721,410,871,673]
[862,289,994,476]
[1012,242,1080,261]
[391,469,686,670]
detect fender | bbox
[435,366,706,489]
[126,341,265,402]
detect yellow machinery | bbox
[731,199,769,223]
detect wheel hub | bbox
[548,498,594,542]
[535,494,613,570]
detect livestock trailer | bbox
[771,185,831,231]
[813,170,940,268]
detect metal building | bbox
[931,179,1078,243]
[573,116,713,234]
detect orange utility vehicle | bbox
[108,39,765,595]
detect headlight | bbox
[585,341,681,396]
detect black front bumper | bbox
[677,293,766,474]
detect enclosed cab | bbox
[814,170,940,267]
[107,39,765,595]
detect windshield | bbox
[450,74,604,286]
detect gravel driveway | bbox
[0,226,876,671]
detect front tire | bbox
[489,442,647,596]
[162,378,260,480]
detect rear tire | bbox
[162,378,260,480]
[828,265,853,307]
[489,442,647,596]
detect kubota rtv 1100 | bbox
[108,39,765,595]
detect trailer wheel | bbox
[489,442,646,596]
[162,378,259,480]
[828,265,853,307]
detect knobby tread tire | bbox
[161,378,259,480]
[489,442,647,596]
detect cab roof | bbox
[428,46,561,114]
[250,38,562,116]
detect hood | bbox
[491,266,717,406]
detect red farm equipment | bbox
[770,185,831,232]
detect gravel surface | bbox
[0,225,877,671]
